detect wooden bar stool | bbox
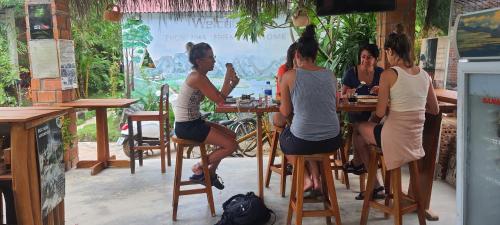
[171,136,215,221]
[264,126,290,197]
[286,153,342,225]
[360,145,426,225]
[127,84,171,174]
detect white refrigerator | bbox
[456,7,500,225]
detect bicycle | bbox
[184,112,274,158]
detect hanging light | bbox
[292,1,310,27]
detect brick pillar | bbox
[26,0,79,169]
[376,0,416,69]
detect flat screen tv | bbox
[316,0,396,16]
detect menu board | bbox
[35,118,65,218]
[58,40,78,90]
[28,4,53,40]
[465,73,500,224]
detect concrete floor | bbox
[66,144,456,225]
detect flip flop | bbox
[355,186,385,200]
[343,160,367,175]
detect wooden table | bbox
[58,99,137,175]
[337,99,456,221]
[215,103,279,200]
[435,89,457,104]
[0,107,69,225]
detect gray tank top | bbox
[290,68,340,141]
[173,82,205,122]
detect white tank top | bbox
[389,66,430,112]
[173,82,205,122]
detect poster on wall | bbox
[28,4,53,39]
[125,13,293,98]
[58,40,78,90]
[35,117,65,218]
[29,39,59,78]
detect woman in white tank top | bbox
[173,42,240,190]
[353,25,440,200]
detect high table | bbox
[0,107,70,225]
[58,99,137,175]
[337,100,456,221]
[215,103,279,200]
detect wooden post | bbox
[376,0,416,69]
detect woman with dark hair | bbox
[273,42,298,128]
[354,24,439,199]
[276,42,298,101]
[341,44,384,175]
[279,25,341,193]
[173,42,240,190]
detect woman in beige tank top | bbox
[353,25,440,199]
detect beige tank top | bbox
[173,82,205,122]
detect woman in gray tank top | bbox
[174,42,240,190]
[277,25,342,193]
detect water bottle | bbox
[264,81,273,106]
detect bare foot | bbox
[313,178,322,193]
[303,177,314,191]
[191,162,203,175]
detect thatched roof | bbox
[70,0,291,19]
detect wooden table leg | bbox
[94,108,110,175]
[256,113,264,200]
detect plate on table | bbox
[357,98,378,104]
[225,97,237,104]
[356,95,378,99]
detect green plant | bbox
[0,24,20,106]
[78,114,121,142]
[229,1,376,77]
[71,10,123,98]
[61,116,76,152]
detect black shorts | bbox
[174,118,211,142]
[373,124,383,147]
[279,127,342,155]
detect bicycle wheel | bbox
[234,121,257,157]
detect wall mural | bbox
[123,13,294,98]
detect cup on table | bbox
[347,92,357,104]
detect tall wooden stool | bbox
[287,153,342,225]
[264,126,290,197]
[360,146,426,225]
[171,136,215,221]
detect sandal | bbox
[189,172,225,190]
[343,160,367,175]
[355,186,385,200]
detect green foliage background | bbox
[71,12,124,98]
[229,1,376,78]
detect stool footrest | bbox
[132,146,163,150]
[180,180,198,186]
[179,188,209,195]
[302,210,336,218]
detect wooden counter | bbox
[0,107,69,225]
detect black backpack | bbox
[215,192,275,225]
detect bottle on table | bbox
[264,81,273,106]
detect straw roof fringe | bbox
[70,0,290,19]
